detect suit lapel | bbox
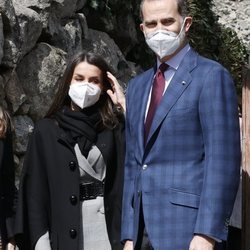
[145,49,198,148]
[134,68,155,158]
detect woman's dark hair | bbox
[46,51,119,129]
[0,106,11,138]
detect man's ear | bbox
[140,23,144,33]
[184,16,192,32]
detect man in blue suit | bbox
[121,0,241,249]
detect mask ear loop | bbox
[177,17,187,38]
[144,17,187,40]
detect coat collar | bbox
[56,126,76,154]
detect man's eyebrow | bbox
[144,19,157,25]
[144,17,175,24]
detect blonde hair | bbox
[0,106,11,138]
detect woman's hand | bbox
[106,72,126,113]
[6,238,16,250]
[0,239,16,250]
[6,242,16,250]
[123,240,133,250]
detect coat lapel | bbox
[57,128,76,155]
[145,49,198,148]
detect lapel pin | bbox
[181,80,187,85]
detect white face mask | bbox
[145,18,187,59]
[68,82,101,109]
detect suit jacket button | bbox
[142,164,147,170]
[69,161,76,171]
[69,229,77,238]
[70,195,78,205]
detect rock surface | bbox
[0,0,139,176]
[0,0,249,177]
[0,15,3,64]
[213,0,250,48]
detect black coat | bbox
[0,130,16,246]
[15,118,125,250]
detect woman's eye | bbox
[92,79,100,84]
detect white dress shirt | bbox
[145,44,191,119]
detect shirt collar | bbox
[157,44,190,70]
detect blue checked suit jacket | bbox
[121,48,241,249]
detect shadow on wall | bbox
[242,64,250,250]
[242,169,250,249]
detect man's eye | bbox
[146,22,156,28]
[162,19,175,26]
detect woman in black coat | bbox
[0,106,16,250]
[15,51,126,250]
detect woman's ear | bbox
[101,84,109,95]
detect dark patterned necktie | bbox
[144,63,168,143]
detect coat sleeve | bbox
[194,63,241,240]
[106,120,125,250]
[15,123,51,250]
[1,129,16,240]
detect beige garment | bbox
[35,232,51,250]
[35,144,111,250]
[75,144,111,250]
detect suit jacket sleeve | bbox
[121,80,137,242]
[194,63,241,240]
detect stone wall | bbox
[0,0,139,179]
[213,0,250,51]
[1,0,249,179]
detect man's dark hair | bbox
[140,0,189,21]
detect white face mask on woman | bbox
[145,18,187,59]
[68,82,101,109]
